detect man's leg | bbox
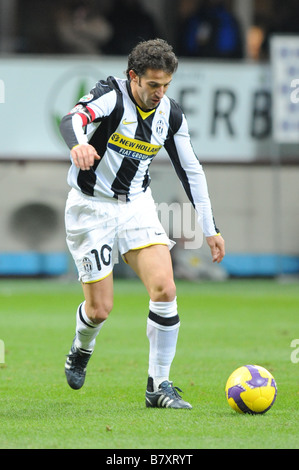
[65,273,113,389]
[125,245,192,408]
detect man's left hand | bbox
[206,234,225,263]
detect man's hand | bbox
[71,144,101,170]
[206,234,225,263]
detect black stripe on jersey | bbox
[111,158,140,201]
[164,99,195,206]
[165,136,195,207]
[135,106,155,142]
[77,168,97,197]
[111,94,156,201]
[167,98,184,136]
[137,108,156,193]
[77,77,124,197]
[142,168,150,190]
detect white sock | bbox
[75,301,105,352]
[147,298,180,391]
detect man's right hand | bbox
[71,144,101,171]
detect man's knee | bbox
[149,278,176,302]
[85,300,113,324]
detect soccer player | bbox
[60,38,225,409]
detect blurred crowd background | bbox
[1,0,299,61]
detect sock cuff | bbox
[149,297,177,318]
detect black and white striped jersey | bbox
[60,76,219,236]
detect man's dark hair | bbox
[126,38,178,80]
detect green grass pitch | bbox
[0,277,298,449]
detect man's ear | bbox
[129,70,138,82]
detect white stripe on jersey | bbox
[71,114,88,145]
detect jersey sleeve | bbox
[59,79,117,150]
[165,103,220,237]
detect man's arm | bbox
[59,80,117,170]
[165,103,225,262]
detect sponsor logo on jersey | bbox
[108,133,162,161]
[122,118,137,125]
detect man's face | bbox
[129,68,172,110]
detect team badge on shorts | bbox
[82,257,93,273]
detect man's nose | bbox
[156,86,165,98]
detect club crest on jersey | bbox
[82,257,93,273]
[156,120,164,136]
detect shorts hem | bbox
[80,270,113,284]
[122,242,169,264]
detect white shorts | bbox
[65,188,174,283]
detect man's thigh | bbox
[117,190,174,255]
[125,244,176,301]
[81,272,114,321]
